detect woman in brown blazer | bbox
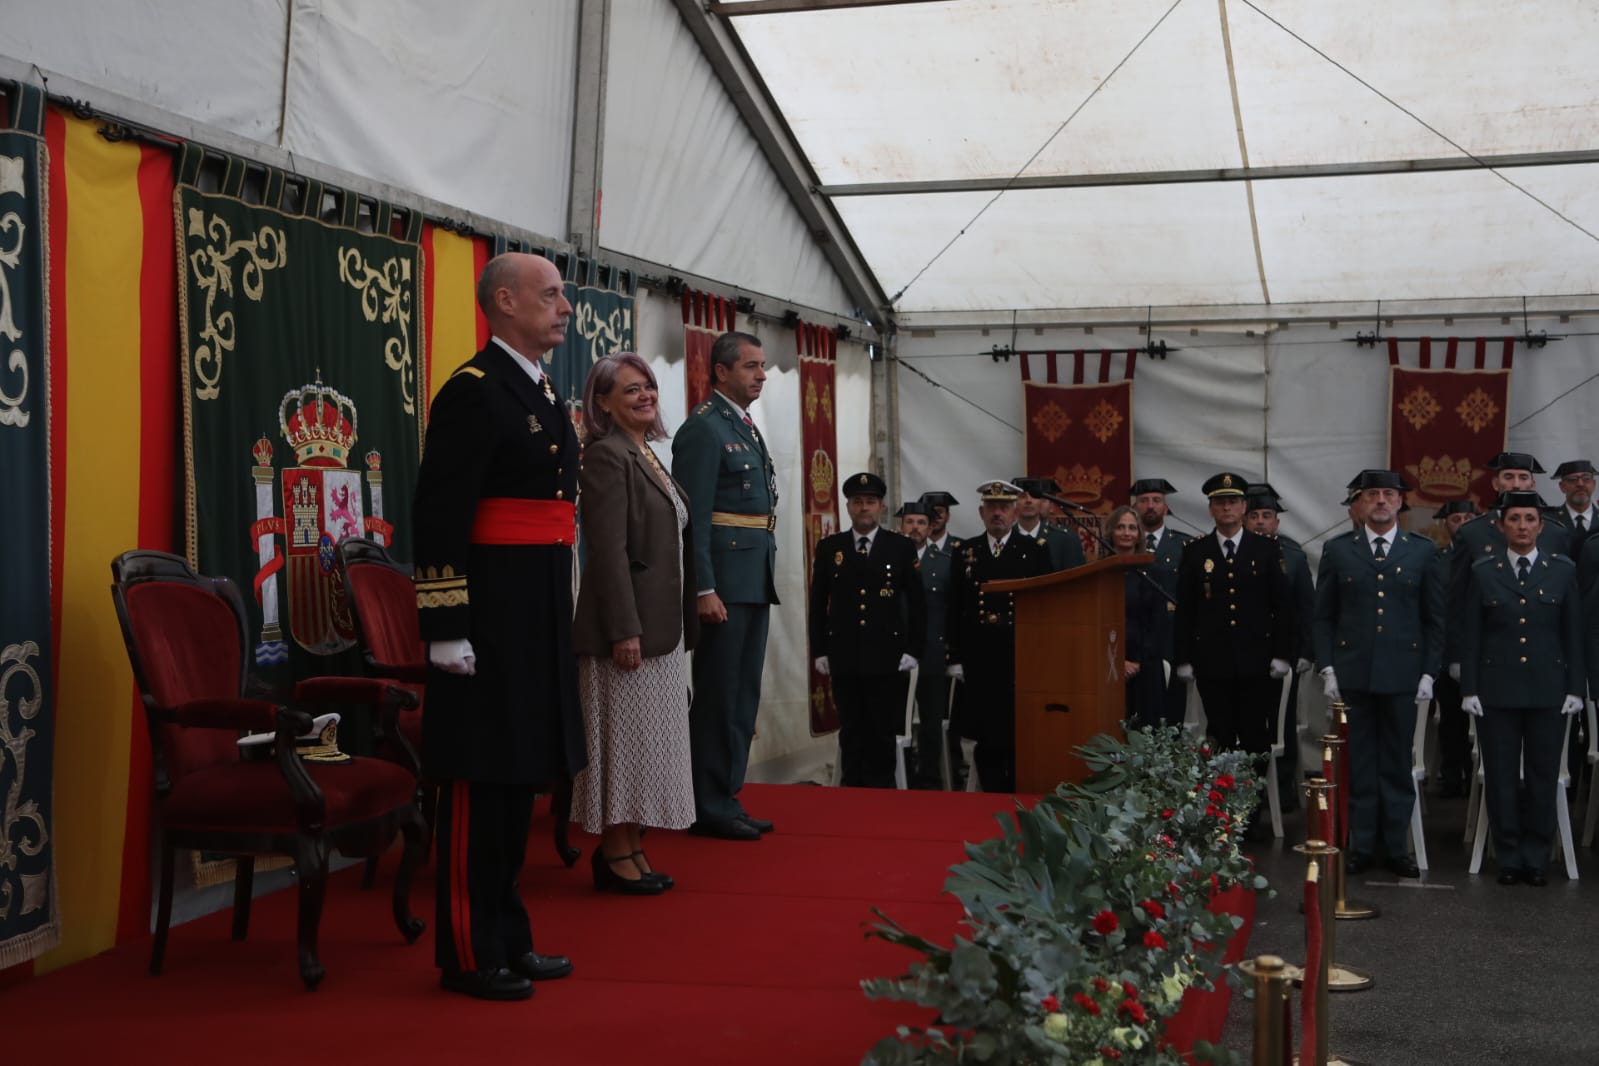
[571,353,699,895]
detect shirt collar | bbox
[1015,518,1044,538]
[1509,546,1539,569]
[714,389,751,422]
[991,531,1010,551]
[1215,530,1241,552]
[1363,525,1397,550]
[491,335,545,384]
[1568,506,1593,524]
[853,526,879,549]
[1145,525,1165,544]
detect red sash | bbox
[469,497,576,546]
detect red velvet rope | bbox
[1336,719,1351,850]
[1300,866,1322,1062]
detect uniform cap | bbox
[1495,490,1548,511]
[1244,483,1285,514]
[1013,476,1061,498]
[1484,451,1545,474]
[1201,472,1248,498]
[1129,478,1178,497]
[895,500,932,518]
[976,479,1023,502]
[1350,469,1411,492]
[1553,459,1596,479]
[843,471,887,499]
[918,490,960,509]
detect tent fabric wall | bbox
[600,0,855,317]
[897,315,1599,568]
[631,291,872,775]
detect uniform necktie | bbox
[1223,539,1235,561]
[1146,533,1157,551]
[856,535,869,556]
[1517,556,1531,584]
[743,414,754,427]
[1577,514,1587,532]
[1373,536,1387,562]
[992,537,1003,557]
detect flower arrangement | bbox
[861,727,1267,1066]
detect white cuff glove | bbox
[1561,695,1584,717]
[1321,668,1341,701]
[813,656,830,676]
[1461,695,1484,717]
[1269,658,1291,680]
[1295,657,1312,675]
[897,653,918,672]
[428,638,476,676]
[1415,674,1434,703]
[1448,662,1461,681]
[945,663,964,681]
[1174,663,1194,683]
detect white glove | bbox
[813,656,830,676]
[1174,663,1194,683]
[897,653,918,672]
[1321,668,1341,701]
[428,638,476,676]
[1561,695,1584,717]
[1448,662,1461,681]
[1269,658,1291,680]
[1461,695,1484,717]
[945,663,964,681]
[1415,674,1434,703]
[1295,658,1313,675]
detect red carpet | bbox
[6,785,1025,1065]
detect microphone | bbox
[1042,492,1097,515]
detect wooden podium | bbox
[986,552,1154,792]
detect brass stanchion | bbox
[1291,829,1373,995]
[1238,954,1301,1066]
[1292,842,1371,1066]
[1319,733,1379,922]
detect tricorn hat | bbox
[895,500,932,518]
[1496,490,1547,512]
[1129,478,1178,497]
[1485,451,1545,474]
[918,490,960,509]
[1433,500,1477,519]
[1244,483,1285,514]
[1013,476,1061,498]
[1553,459,1596,480]
[1349,469,1411,493]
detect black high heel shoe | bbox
[630,851,674,891]
[591,848,665,896]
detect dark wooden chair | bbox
[110,550,426,990]
[336,537,580,868]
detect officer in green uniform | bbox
[671,331,779,841]
[1012,476,1087,571]
[898,500,957,788]
[1432,500,1478,797]
[1314,469,1443,877]
[1130,478,1191,725]
[919,490,961,555]
[1460,491,1585,887]
[1245,484,1312,812]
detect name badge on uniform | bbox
[1204,558,1215,574]
[834,551,844,565]
[527,415,543,434]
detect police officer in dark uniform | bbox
[1314,470,1443,877]
[1432,500,1478,797]
[1131,478,1192,726]
[919,490,961,555]
[810,473,926,788]
[1244,483,1313,812]
[1550,460,1597,559]
[1013,476,1087,571]
[897,500,956,788]
[946,480,1050,792]
[1173,473,1293,823]
[413,252,583,1000]
[1460,491,1585,887]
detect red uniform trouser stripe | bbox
[451,781,475,971]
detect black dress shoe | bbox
[591,849,666,895]
[738,813,774,834]
[440,968,533,1001]
[689,818,761,841]
[1345,852,1373,875]
[509,952,573,981]
[630,852,674,890]
[1496,867,1523,886]
[1386,855,1421,879]
[1524,869,1549,887]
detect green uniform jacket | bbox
[1445,510,1569,663]
[1461,552,1583,707]
[1279,534,1315,662]
[1314,529,1443,694]
[1015,521,1086,572]
[671,391,779,606]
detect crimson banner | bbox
[1020,350,1136,560]
[798,322,840,736]
[1386,338,1512,536]
[681,289,733,417]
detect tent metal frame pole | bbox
[671,0,892,331]
[566,0,611,256]
[817,149,1599,197]
[709,0,945,14]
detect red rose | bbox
[1208,789,1224,801]
[1144,931,1167,950]
[1074,992,1102,1015]
[1093,910,1119,935]
[1093,977,1110,992]
[1218,812,1231,824]
[1100,1048,1123,1060]
[1215,773,1235,789]
[1139,899,1166,920]
[1119,999,1149,1024]
[1200,746,1211,755]
[1040,994,1060,1013]
[1161,808,1174,818]
[1166,880,1181,896]
[1122,980,1138,999]
[1210,873,1220,889]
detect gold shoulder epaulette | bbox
[452,366,486,380]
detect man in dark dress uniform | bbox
[919,490,961,555]
[1132,478,1191,726]
[810,474,926,788]
[1314,470,1443,877]
[946,480,1050,792]
[1550,460,1597,559]
[1173,472,1293,832]
[1431,500,1478,798]
[898,500,956,788]
[1461,492,1585,887]
[673,332,780,841]
[1245,484,1313,812]
[1013,476,1086,572]
[413,252,583,1000]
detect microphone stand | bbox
[1042,493,1177,605]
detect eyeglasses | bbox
[1561,474,1595,485]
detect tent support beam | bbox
[671,0,891,330]
[817,149,1599,197]
[566,0,610,256]
[709,0,948,14]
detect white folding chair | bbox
[963,737,981,792]
[1582,699,1599,848]
[1469,713,1577,879]
[1408,697,1432,870]
[1463,716,1483,844]
[892,666,920,790]
[1182,677,1206,736]
[939,675,958,791]
[1265,673,1293,839]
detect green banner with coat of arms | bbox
[178,161,425,681]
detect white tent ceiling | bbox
[719,0,1599,317]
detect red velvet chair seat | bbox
[163,757,418,835]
